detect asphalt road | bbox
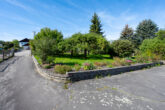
[0,50,165,110]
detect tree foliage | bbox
[31,28,64,63]
[64,33,109,57]
[3,42,14,50]
[156,29,165,40]
[34,27,63,44]
[140,37,165,58]
[12,39,20,51]
[89,13,103,35]
[120,24,134,40]
[34,37,56,63]
[135,19,158,45]
[112,40,134,57]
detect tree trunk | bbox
[71,50,73,57]
[88,51,90,55]
[84,49,87,58]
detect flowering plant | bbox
[83,62,95,70]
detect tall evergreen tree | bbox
[135,19,158,44]
[120,24,134,40]
[89,13,103,35]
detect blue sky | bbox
[0,0,165,41]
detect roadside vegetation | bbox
[0,39,20,62]
[0,39,20,51]
[30,13,165,74]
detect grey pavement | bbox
[0,50,165,110]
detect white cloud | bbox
[98,11,138,40]
[0,31,34,41]
[5,0,34,12]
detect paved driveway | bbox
[0,50,165,110]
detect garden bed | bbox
[32,55,164,82]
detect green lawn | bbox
[35,54,114,66]
[54,54,113,66]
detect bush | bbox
[112,57,126,66]
[54,65,72,74]
[31,28,64,63]
[94,62,107,67]
[83,62,95,70]
[140,38,165,59]
[136,51,161,63]
[43,64,51,69]
[74,64,81,71]
[112,40,134,57]
[112,57,133,66]
[46,56,55,64]
[125,59,133,65]
[34,37,56,63]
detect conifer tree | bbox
[89,13,103,35]
[120,24,134,40]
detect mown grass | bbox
[54,54,114,66]
[35,54,114,66]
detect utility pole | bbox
[33,31,36,37]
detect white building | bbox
[0,44,2,50]
[19,38,30,50]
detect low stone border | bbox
[67,62,164,81]
[32,56,68,82]
[32,55,164,82]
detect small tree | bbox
[89,13,103,35]
[65,33,82,56]
[156,29,165,40]
[112,40,134,57]
[33,27,64,55]
[135,19,158,44]
[12,39,20,51]
[34,27,63,44]
[34,37,56,63]
[120,24,134,40]
[140,38,165,58]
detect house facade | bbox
[0,44,2,50]
[19,38,30,50]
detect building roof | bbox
[22,43,29,46]
[20,38,29,42]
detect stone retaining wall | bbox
[32,56,68,82]
[32,55,164,82]
[67,62,164,81]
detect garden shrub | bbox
[140,38,165,59]
[94,62,107,67]
[112,57,126,66]
[43,64,51,69]
[83,62,95,70]
[136,51,161,63]
[46,56,55,64]
[54,65,72,74]
[34,37,56,63]
[74,64,81,71]
[112,40,134,57]
[32,28,64,63]
[125,59,133,65]
[108,64,113,68]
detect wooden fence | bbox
[0,49,14,62]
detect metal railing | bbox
[0,49,14,62]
